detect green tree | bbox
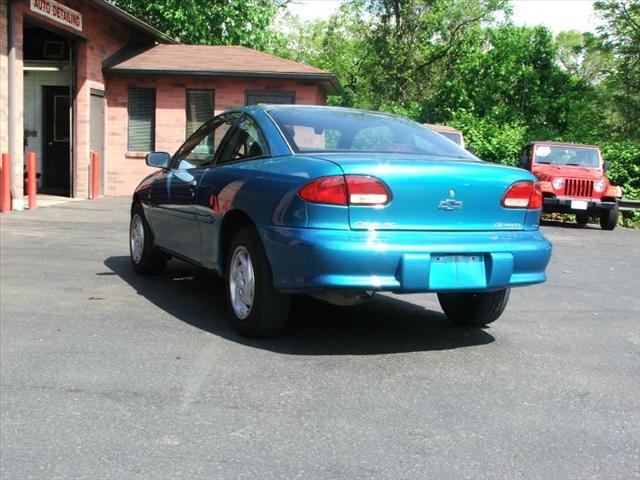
[594,0,640,140]
[420,25,587,135]
[113,0,287,48]
[269,3,372,107]
[359,0,508,109]
[273,0,508,112]
[555,30,614,84]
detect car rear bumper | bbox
[543,197,617,214]
[259,226,552,293]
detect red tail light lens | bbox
[299,176,348,205]
[299,175,391,206]
[530,183,543,209]
[502,181,543,209]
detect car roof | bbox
[237,104,412,120]
[423,124,462,135]
[527,141,600,149]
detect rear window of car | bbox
[267,107,475,159]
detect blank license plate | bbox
[571,200,588,210]
[429,255,486,289]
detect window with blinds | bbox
[127,88,155,152]
[186,90,214,137]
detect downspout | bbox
[7,0,21,209]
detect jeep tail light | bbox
[299,175,391,206]
[502,181,542,209]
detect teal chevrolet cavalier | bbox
[130,106,552,337]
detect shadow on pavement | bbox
[104,256,495,355]
[541,219,599,229]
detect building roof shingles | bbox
[103,45,342,94]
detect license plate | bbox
[571,200,588,210]
[429,255,486,289]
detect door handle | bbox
[188,179,198,192]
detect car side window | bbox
[172,113,240,169]
[216,115,269,164]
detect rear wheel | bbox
[225,227,291,337]
[438,289,510,327]
[130,203,166,275]
[599,205,618,230]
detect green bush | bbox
[599,140,640,228]
[600,140,640,200]
[447,109,527,166]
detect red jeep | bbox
[518,142,622,230]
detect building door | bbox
[245,90,295,105]
[42,86,71,195]
[90,90,106,195]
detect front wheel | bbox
[438,289,510,327]
[575,213,589,226]
[599,206,618,230]
[130,203,166,275]
[225,227,291,337]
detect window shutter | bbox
[128,88,155,151]
[186,90,214,137]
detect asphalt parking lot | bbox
[1,197,638,480]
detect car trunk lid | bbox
[309,153,536,231]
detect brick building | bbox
[0,0,340,208]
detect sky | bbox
[286,0,600,34]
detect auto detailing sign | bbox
[30,0,82,32]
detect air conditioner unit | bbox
[43,41,64,60]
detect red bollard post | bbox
[91,152,100,200]
[27,152,37,210]
[1,153,11,213]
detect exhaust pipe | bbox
[308,290,375,307]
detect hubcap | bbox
[130,214,145,264]
[229,246,255,320]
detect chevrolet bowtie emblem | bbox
[438,198,464,211]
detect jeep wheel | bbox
[575,213,589,226]
[438,289,510,327]
[225,227,291,337]
[599,205,618,231]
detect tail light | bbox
[502,181,542,209]
[299,175,391,206]
[298,176,347,205]
[345,175,391,205]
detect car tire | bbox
[437,288,510,327]
[130,203,167,275]
[599,205,618,231]
[225,227,291,338]
[575,213,589,226]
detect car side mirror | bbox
[603,160,611,172]
[146,152,170,169]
